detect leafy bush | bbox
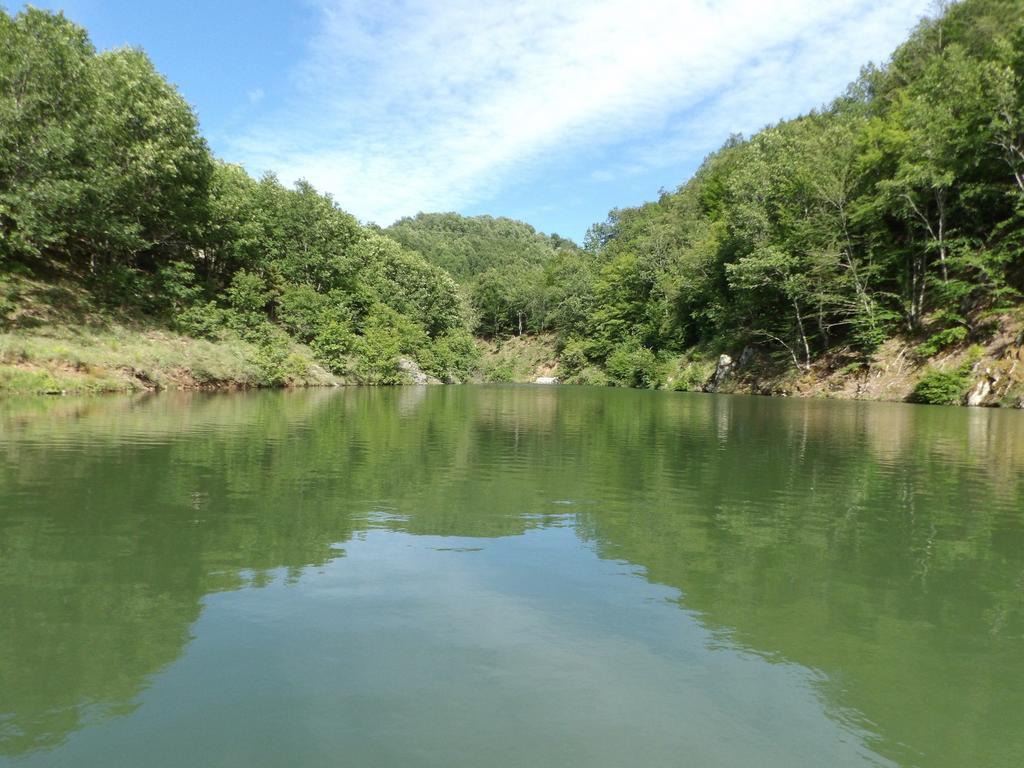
[311,320,355,374]
[911,366,970,405]
[227,312,277,344]
[836,360,867,377]
[226,270,271,316]
[567,365,610,387]
[915,324,969,359]
[419,330,479,383]
[154,260,202,313]
[91,263,149,308]
[558,338,593,375]
[605,341,663,388]
[174,301,227,340]
[276,284,330,342]
[850,306,901,353]
[480,357,517,383]
[350,305,427,384]
[0,295,15,328]
[250,330,312,386]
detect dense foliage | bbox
[551,0,1024,386]
[386,212,584,337]
[0,8,477,384]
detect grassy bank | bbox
[0,273,337,394]
[0,325,338,394]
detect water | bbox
[0,386,1022,768]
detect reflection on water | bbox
[0,388,1022,767]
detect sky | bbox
[24,0,933,241]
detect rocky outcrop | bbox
[703,347,759,392]
[966,374,993,406]
[397,357,441,385]
[534,376,558,384]
[706,354,735,392]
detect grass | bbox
[0,270,338,394]
[0,325,337,394]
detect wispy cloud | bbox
[227,0,931,225]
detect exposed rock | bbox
[966,378,991,406]
[967,367,999,407]
[397,357,440,385]
[534,376,558,385]
[706,354,734,392]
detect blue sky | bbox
[25,0,931,241]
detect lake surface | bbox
[0,386,1022,767]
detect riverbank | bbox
[3,302,1023,407]
[702,318,1024,408]
[471,315,1024,408]
[0,323,339,394]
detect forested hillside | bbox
[385,213,584,337]
[0,8,477,390]
[1,0,1022,403]
[540,0,1024,402]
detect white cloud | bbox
[227,0,932,225]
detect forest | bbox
[1,0,1022,402]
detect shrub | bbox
[0,276,19,327]
[0,295,15,327]
[567,365,610,387]
[91,263,148,308]
[250,330,312,386]
[915,325,969,359]
[311,320,355,374]
[419,330,479,383]
[911,366,970,405]
[230,315,276,344]
[174,301,227,340]
[849,306,901,353]
[154,260,202,313]
[0,368,65,393]
[558,338,592,375]
[350,305,427,384]
[605,340,663,388]
[225,269,274,341]
[481,358,517,383]
[276,285,355,344]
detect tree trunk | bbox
[907,251,926,331]
[936,190,948,284]
[793,298,811,369]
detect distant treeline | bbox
[2,0,1022,388]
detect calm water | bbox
[0,387,1022,767]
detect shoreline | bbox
[3,361,1022,410]
[3,318,1022,408]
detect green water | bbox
[0,387,1022,767]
